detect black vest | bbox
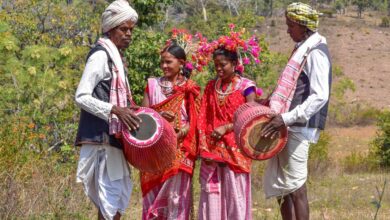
[75,45,123,149]
[289,43,332,130]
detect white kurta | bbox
[264,34,331,198]
[75,42,132,219]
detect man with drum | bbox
[74,1,140,219]
[261,2,332,220]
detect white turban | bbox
[101,0,138,34]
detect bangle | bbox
[179,127,189,137]
[224,124,233,131]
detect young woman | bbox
[140,43,200,220]
[197,48,256,220]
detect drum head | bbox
[122,107,177,173]
[122,108,163,147]
[129,114,157,141]
[240,115,288,160]
[248,122,279,153]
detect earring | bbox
[180,66,184,75]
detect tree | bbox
[130,0,173,28]
[388,0,390,15]
[352,0,372,18]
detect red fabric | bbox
[198,79,252,173]
[145,84,149,94]
[140,79,200,196]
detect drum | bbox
[233,102,288,160]
[122,107,177,173]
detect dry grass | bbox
[2,124,389,220]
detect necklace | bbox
[215,75,242,104]
[158,76,186,96]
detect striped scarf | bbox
[269,32,326,114]
[97,37,131,136]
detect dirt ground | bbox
[262,11,390,109]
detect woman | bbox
[140,43,200,220]
[197,48,256,220]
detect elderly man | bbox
[261,2,332,220]
[74,1,140,219]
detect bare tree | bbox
[199,0,208,21]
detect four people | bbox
[75,1,330,219]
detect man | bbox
[261,2,332,220]
[74,1,140,219]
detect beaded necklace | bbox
[158,76,186,96]
[215,75,242,105]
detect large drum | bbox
[122,107,177,173]
[233,102,288,160]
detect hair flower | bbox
[194,24,263,73]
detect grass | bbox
[251,171,390,220]
[2,147,389,220]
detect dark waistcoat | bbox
[75,45,122,149]
[289,43,332,130]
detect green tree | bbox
[352,0,372,18]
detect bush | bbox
[328,65,380,127]
[371,111,390,168]
[342,151,378,173]
[320,9,336,18]
[309,132,331,175]
[380,17,390,27]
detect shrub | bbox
[380,17,390,27]
[309,132,331,175]
[342,151,378,173]
[328,65,379,127]
[371,111,390,168]
[320,9,336,18]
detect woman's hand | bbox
[160,111,176,122]
[111,105,142,131]
[256,98,269,106]
[211,124,233,141]
[177,125,189,141]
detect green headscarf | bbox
[286,2,320,32]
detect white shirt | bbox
[75,51,113,121]
[281,42,331,143]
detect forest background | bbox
[0,0,390,219]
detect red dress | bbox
[140,78,200,196]
[197,76,256,173]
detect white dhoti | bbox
[263,132,310,198]
[76,144,132,220]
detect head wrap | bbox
[286,2,320,32]
[101,0,138,34]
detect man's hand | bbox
[261,115,285,139]
[111,105,142,131]
[160,111,176,122]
